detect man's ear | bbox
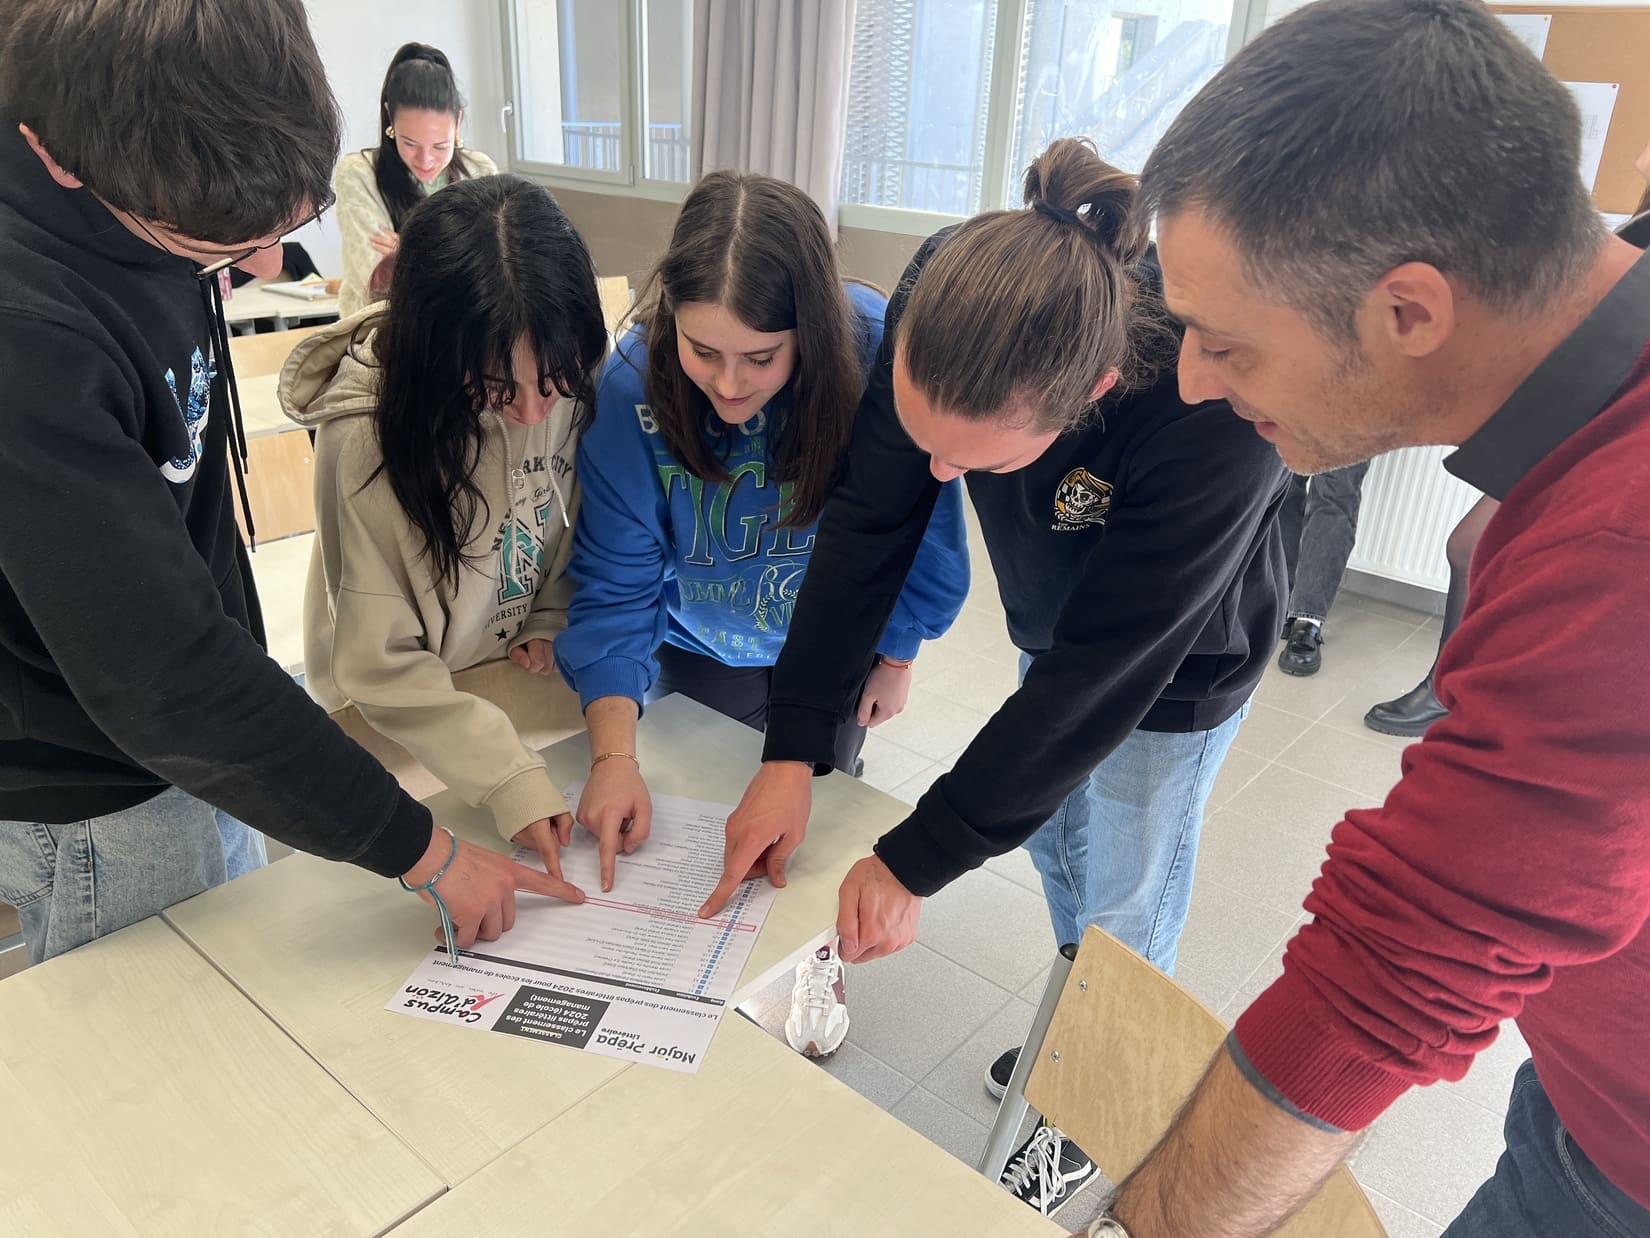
[1369,262,1456,359]
[18,124,84,189]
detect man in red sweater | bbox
[1063,1,1650,1236]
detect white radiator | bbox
[1346,446,1483,592]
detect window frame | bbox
[499,0,692,201]
[498,0,1270,228]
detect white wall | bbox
[292,0,508,275]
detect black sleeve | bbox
[875,402,1287,896]
[0,313,430,877]
[762,235,950,770]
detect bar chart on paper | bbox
[387,788,777,1073]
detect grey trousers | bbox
[1280,461,1371,624]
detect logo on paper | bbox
[401,984,508,1025]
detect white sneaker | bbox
[784,942,849,1058]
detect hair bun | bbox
[1023,137,1147,266]
[392,41,450,71]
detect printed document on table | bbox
[387,787,775,1073]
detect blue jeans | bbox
[0,786,266,964]
[1444,1060,1650,1238]
[1019,653,1249,973]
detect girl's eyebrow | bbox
[681,331,780,358]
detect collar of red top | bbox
[1448,246,1650,499]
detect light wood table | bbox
[163,695,905,1182]
[223,284,340,327]
[0,918,443,1236]
[391,1011,1061,1237]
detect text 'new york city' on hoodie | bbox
[280,306,580,843]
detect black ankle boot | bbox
[1364,674,1448,737]
[1277,619,1323,676]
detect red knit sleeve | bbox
[1235,524,1650,1131]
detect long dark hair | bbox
[369,175,606,590]
[373,42,474,231]
[899,138,1174,434]
[637,171,864,528]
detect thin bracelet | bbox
[398,827,461,961]
[591,751,639,768]
[878,654,915,669]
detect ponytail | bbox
[898,137,1174,433]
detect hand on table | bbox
[402,826,584,948]
[857,659,913,727]
[510,813,580,891]
[575,756,652,893]
[509,638,556,676]
[699,760,813,918]
[370,225,400,257]
[836,854,922,963]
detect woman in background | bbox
[283,175,602,895]
[334,42,497,315]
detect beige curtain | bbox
[690,0,857,232]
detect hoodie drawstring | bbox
[200,273,257,549]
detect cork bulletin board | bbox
[1492,6,1650,214]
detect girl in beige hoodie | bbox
[281,175,608,879]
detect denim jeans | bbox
[1018,653,1250,973]
[1279,461,1371,623]
[1444,1060,1650,1238]
[0,786,266,964]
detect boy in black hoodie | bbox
[0,0,578,965]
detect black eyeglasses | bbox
[124,204,330,279]
[194,204,331,279]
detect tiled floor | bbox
[248,512,1522,1236]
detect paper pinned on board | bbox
[1565,81,1620,193]
[1498,13,1551,59]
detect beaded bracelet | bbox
[399,826,460,962]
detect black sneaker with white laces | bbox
[998,1119,1097,1216]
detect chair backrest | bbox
[227,324,327,381]
[1024,926,1387,1237]
[598,276,634,336]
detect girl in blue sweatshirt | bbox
[554,171,968,929]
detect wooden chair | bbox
[227,324,327,380]
[226,327,328,542]
[598,276,633,336]
[0,901,26,980]
[993,926,1387,1237]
